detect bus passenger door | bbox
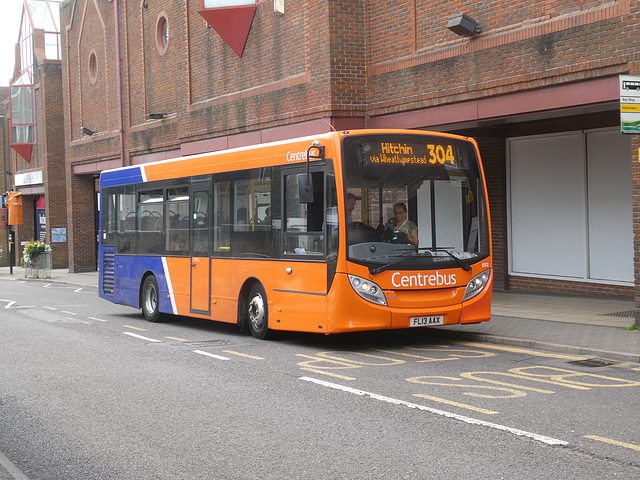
[190,182,211,314]
[272,169,328,333]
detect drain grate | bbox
[187,339,231,348]
[568,358,617,368]
[605,310,635,318]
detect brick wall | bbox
[65,171,95,273]
[328,0,366,116]
[366,1,632,116]
[61,0,341,169]
[509,276,634,299]
[39,62,69,269]
[476,136,507,290]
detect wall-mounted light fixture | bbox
[447,12,480,37]
[146,113,166,120]
[81,127,95,136]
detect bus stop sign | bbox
[620,74,640,134]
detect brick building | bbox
[3,0,68,270]
[60,1,640,322]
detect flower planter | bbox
[25,252,52,279]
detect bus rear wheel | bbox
[247,284,271,339]
[141,275,162,323]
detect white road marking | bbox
[299,377,568,447]
[123,332,162,343]
[193,350,230,361]
[0,449,30,480]
[42,284,89,292]
[0,299,16,309]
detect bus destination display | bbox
[366,142,456,166]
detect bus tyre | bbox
[141,275,162,323]
[247,284,270,339]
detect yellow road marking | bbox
[166,336,187,341]
[61,311,78,316]
[299,368,356,381]
[585,435,640,452]
[88,317,107,322]
[123,325,147,331]
[222,350,264,360]
[295,354,362,370]
[373,348,455,362]
[614,364,640,371]
[44,306,57,310]
[413,393,499,414]
[453,341,586,360]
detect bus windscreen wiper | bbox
[420,248,472,272]
[369,254,418,275]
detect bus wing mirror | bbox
[298,173,314,203]
[298,142,324,203]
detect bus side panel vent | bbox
[102,248,115,296]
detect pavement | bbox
[1,266,639,364]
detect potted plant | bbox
[23,239,52,278]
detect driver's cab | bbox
[344,188,417,248]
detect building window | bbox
[507,129,633,285]
[88,51,97,84]
[156,14,169,56]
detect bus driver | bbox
[385,202,419,247]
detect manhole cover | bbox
[187,339,231,348]
[568,358,616,368]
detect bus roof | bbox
[99,129,472,189]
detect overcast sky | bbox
[0,0,24,87]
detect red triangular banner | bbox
[11,143,33,163]
[199,6,256,57]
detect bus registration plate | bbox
[410,315,444,327]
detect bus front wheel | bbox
[141,275,162,323]
[247,284,271,339]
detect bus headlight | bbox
[463,269,491,301]
[348,275,387,306]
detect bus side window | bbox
[213,180,231,255]
[165,186,189,255]
[102,189,117,247]
[137,189,164,255]
[192,190,210,256]
[117,186,137,253]
[326,172,338,260]
[283,171,324,255]
[229,168,277,258]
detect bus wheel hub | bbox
[248,294,265,329]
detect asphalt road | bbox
[1,277,639,479]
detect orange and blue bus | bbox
[98,129,492,338]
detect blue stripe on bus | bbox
[108,256,172,314]
[100,166,145,188]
